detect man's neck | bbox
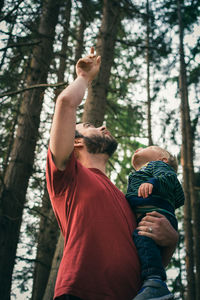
[78,152,108,174]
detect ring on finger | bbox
[148,226,153,233]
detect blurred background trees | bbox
[0,0,199,299]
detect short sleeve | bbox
[46,147,76,196]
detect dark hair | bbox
[75,122,95,138]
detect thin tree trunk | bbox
[0,0,4,16]
[31,186,59,300]
[177,0,200,299]
[0,21,16,70]
[43,233,64,300]
[55,0,72,97]
[146,0,153,146]
[0,1,60,299]
[177,239,185,299]
[73,0,87,79]
[82,0,121,126]
[2,99,20,175]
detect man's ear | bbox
[162,157,168,163]
[74,138,84,148]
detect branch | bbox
[116,38,161,51]
[0,82,68,98]
[0,0,24,22]
[23,205,56,224]
[0,41,41,52]
[15,256,48,267]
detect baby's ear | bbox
[162,157,168,163]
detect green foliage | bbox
[188,64,200,85]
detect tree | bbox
[177,0,200,299]
[0,0,61,298]
[145,0,153,146]
[31,186,59,300]
[82,0,122,126]
[31,2,72,299]
[73,0,97,79]
[42,233,64,300]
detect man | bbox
[46,48,178,300]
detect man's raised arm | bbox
[49,47,101,170]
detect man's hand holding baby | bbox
[138,183,153,198]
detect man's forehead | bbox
[76,122,95,130]
[76,123,83,130]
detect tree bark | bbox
[42,233,64,300]
[82,0,121,126]
[0,20,16,70]
[31,186,59,300]
[146,0,153,146]
[177,0,200,299]
[73,0,88,79]
[0,0,4,16]
[0,0,60,298]
[55,0,72,97]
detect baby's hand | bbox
[138,183,153,198]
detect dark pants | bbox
[55,295,83,300]
[133,211,178,281]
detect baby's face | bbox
[131,146,163,170]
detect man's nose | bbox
[98,125,106,131]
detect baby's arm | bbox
[138,161,179,199]
[138,182,153,198]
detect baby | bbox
[126,146,185,300]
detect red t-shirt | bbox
[46,149,141,300]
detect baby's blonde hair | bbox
[154,146,178,173]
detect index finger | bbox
[90,46,95,55]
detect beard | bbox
[83,134,118,157]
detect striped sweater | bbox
[126,160,185,211]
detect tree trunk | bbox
[73,0,88,79]
[0,20,16,69]
[42,233,64,300]
[32,2,72,298]
[0,1,60,299]
[177,239,185,299]
[82,0,121,126]
[55,0,72,97]
[0,0,4,16]
[146,0,153,146]
[177,0,200,299]
[2,99,20,176]
[31,186,59,300]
